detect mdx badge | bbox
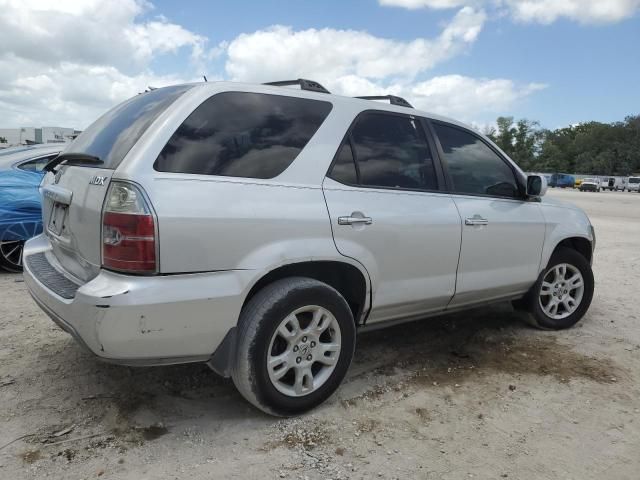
[89,176,107,186]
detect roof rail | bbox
[355,95,413,108]
[264,79,330,94]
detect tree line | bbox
[484,115,640,175]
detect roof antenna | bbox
[203,75,208,82]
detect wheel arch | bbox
[207,259,371,378]
[545,236,593,269]
[539,204,594,272]
[242,260,371,325]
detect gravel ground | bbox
[1,188,639,480]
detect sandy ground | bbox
[1,188,639,480]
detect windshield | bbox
[629,177,640,184]
[583,178,596,182]
[64,85,193,169]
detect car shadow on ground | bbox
[37,300,616,445]
[0,270,22,276]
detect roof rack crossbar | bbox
[355,95,413,108]
[263,79,330,94]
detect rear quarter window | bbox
[154,92,332,179]
[17,154,59,172]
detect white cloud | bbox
[502,0,640,25]
[0,1,546,130]
[0,0,207,127]
[0,0,207,71]
[379,0,470,9]
[225,7,486,82]
[324,75,545,121]
[221,9,542,121]
[0,55,191,128]
[406,75,547,119]
[380,0,640,24]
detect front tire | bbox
[0,239,24,273]
[0,221,42,273]
[523,247,594,330]
[232,277,356,416]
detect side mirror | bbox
[527,175,547,197]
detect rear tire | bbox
[232,277,356,416]
[521,247,594,330]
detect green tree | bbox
[488,115,640,174]
[489,117,543,170]
[511,119,543,170]
[494,116,516,156]
[482,124,497,141]
[0,136,7,144]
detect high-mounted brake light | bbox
[102,181,157,273]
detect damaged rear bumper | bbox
[23,234,251,366]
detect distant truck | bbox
[605,177,626,191]
[627,176,640,192]
[580,178,601,192]
[549,173,575,188]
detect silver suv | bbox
[23,79,595,415]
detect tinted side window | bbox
[433,123,518,198]
[350,113,437,190]
[155,92,332,179]
[329,142,358,185]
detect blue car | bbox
[548,173,575,188]
[0,145,62,272]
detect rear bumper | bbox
[580,184,598,191]
[23,234,252,366]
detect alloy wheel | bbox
[0,239,24,269]
[0,222,40,271]
[538,263,585,320]
[267,305,341,397]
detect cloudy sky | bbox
[0,0,638,130]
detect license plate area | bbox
[48,202,68,236]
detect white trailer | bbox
[604,177,627,191]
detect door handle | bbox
[465,216,488,226]
[338,215,373,226]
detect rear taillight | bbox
[102,181,157,273]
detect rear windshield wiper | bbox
[44,153,103,173]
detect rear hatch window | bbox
[63,85,193,169]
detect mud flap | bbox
[206,327,237,377]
